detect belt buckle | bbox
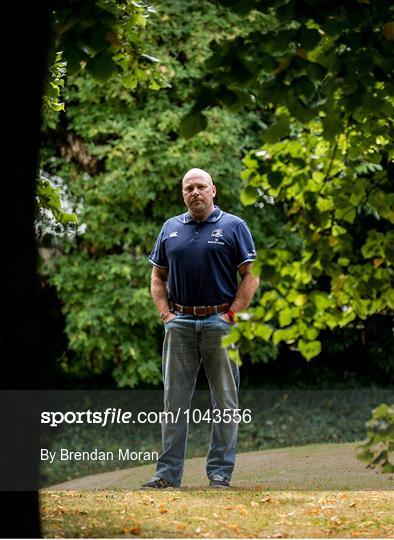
[193,305,206,316]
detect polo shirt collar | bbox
[183,205,223,224]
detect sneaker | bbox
[209,474,230,488]
[140,476,175,489]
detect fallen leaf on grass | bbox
[380,525,394,532]
[227,524,242,534]
[250,501,259,508]
[260,495,271,502]
[304,508,320,515]
[317,497,337,505]
[271,533,287,538]
[348,501,357,507]
[122,526,142,535]
[176,523,186,530]
[278,520,293,526]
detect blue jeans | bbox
[155,313,240,487]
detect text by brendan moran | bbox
[41,448,159,463]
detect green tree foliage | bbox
[46,0,165,89]
[358,403,394,473]
[42,0,281,386]
[43,51,67,114]
[37,51,77,238]
[37,0,167,245]
[235,117,393,360]
[184,0,394,362]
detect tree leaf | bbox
[298,339,321,360]
[179,111,207,139]
[240,187,258,206]
[86,52,119,83]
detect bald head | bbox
[182,168,213,186]
[181,167,216,221]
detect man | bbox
[142,168,259,489]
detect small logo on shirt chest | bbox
[169,231,179,237]
[211,228,223,238]
[208,229,225,245]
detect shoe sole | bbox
[140,485,175,489]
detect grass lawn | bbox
[41,489,393,538]
[40,442,393,538]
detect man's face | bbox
[182,174,216,215]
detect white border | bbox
[149,258,168,269]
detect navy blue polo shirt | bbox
[149,206,257,306]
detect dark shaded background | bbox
[1,2,50,536]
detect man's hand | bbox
[219,312,234,325]
[162,312,177,324]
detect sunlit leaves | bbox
[36,178,77,226]
[361,231,394,259]
[43,51,66,113]
[240,187,259,206]
[298,339,322,361]
[238,111,394,361]
[358,403,394,473]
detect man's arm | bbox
[222,262,260,322]
[151,266,176,323]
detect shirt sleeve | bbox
[233,221,257,268]
[149,226,168,268]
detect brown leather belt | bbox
[169,301,230,316]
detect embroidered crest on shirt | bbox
[208,228,225,245]
[169,231,179,237]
